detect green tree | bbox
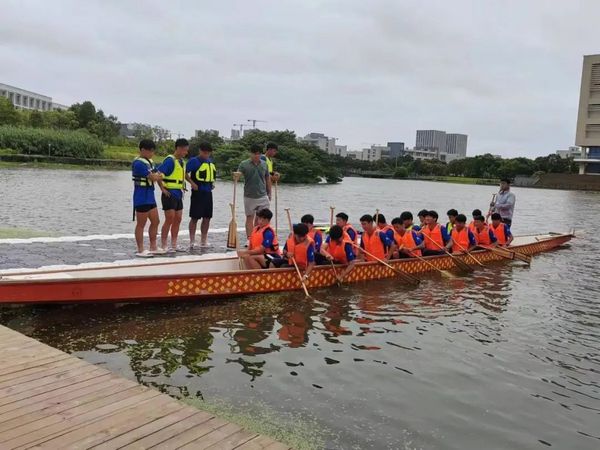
[394,167,408,178]
[0,97,20,125]
[29,110,44,128]
[70,101,97,129]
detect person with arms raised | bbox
[132,139,163,257]
[186,142,216,249]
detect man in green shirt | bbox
[234,144,272,243]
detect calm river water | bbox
[0,168,599,449]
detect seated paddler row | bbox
[236,207,514,283]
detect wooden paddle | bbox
[486,193,497,222]
[421,232,474,273]
[285,208,311,297]
[482,245,532,265]
[274,179,279,236]
[451,240,485,267]
[351,242,420,286]
[405,249,455,278]
[227,174,239,249]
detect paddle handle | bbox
[452,240,485,267]
[329,206,335,228]
[274,181,278,236]
[284,208,311,296]
[232,176,238,214]
[351,241,418,285]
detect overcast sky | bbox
[2,0,599,157]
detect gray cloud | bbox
[1,0,599,156]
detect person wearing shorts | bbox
[234,144,271,244]
[132,139,162,257]
[186,142,216,248]
[157,138,189,252]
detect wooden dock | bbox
[0,325,290,449]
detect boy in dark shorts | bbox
[157,138,189,253]
[132,139,163,257]
[186,142,216,248]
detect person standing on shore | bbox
[132,139,163,257]
[261,142,279,177]
[491,178,516,227]
[234,144,272,244]
[157,138,189,253]
[186,142,216,249]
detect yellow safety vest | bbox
[132,157,154,187]
[265,156,274,174]
[162,155,185,190]
[195,161,216,183]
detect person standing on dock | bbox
[235,145,272,245]
[491,178,516,227]
[261,142,279,178]
[186,142,216,249]
[157,138,189,253]
[132,139,163,257]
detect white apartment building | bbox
[301,132,339,155]
[0,83,66,111]
[556,146,581,159]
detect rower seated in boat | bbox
[490,213,513,246]
[389,217,424,259]
[446,214,476,254]
[282,223,315,281]
[237,208,282,269]
[471,214,498,249]
[320,225,356,282]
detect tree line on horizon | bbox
[0,97,578,181]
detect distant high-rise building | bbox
[334,145,347,157]
[300,132,339,155]
[445,133,468,157]
[387,142,405,158]
[416,130,447,152]
[230,129,241,140]
[575,54,600,174]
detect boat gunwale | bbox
[0,233,572,286]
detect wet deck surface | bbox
[0,325,290,449]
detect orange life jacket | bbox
[473,225,492,246]
[422,224,444,251]
[307,228,323,250]
[361,229,386,261]
[468,221,476,233]
[490,223,507,245]
[250,225,279,254]
[343,224,358,244]
[378,224,394,235]
[393,230,422,257]
[451,227,471,253]
[285,236,314,270]
[328,236,352,264]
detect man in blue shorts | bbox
[186,142,216,249]
[157,138,189,253]
[132,139,163,257]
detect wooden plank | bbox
[0,388,159,447]
[91,405,197,449]
[204,429,258,449]
[0,356,86,384]
[31,394,177,449]
[155,417,230,449]
[179,422,244,449]
[0,326,288,450]
[264,443,292,450]
[119,411,215,449]
[237,435,286,450]
[0,373,115,415]
[0,376,132,429]
[0,364,106,399]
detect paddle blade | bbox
[227,220,238,249]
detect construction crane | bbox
[247,119,267,129]
[233,123,248,133]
